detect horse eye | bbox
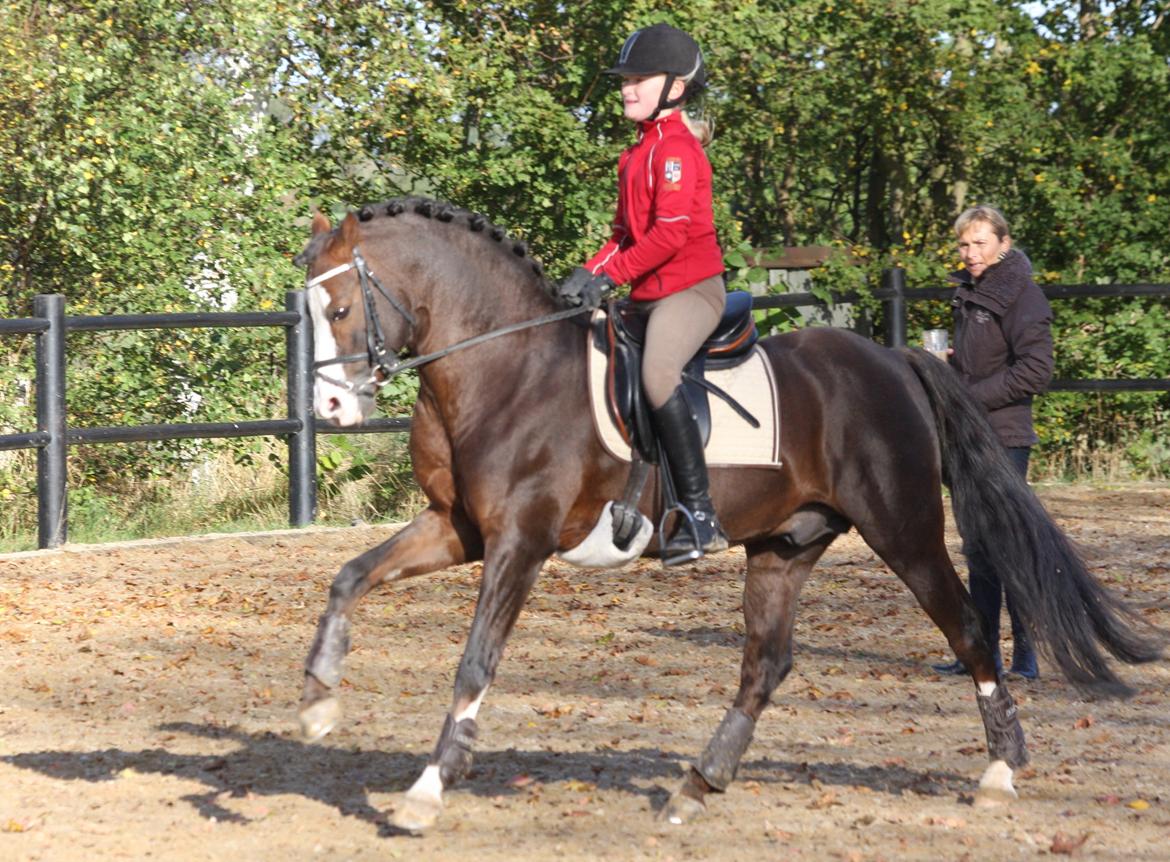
[330,306,349,322]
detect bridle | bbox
[307,249,417,393]
[306,247,591,393]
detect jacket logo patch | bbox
[974,309,992,325]
[664,158,682,184]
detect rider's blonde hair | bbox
[681,110,713,148]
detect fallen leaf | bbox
[1073,715,1094,729]
[1050,831,1090,855]
[534,703,573,718]
[1127,799,1150,811]
[926,815,967,828]
[808,791,841,810]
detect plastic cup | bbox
[923,329,949,360]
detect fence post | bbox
[286,289,317,526]
[882,266,907,347]
[35,294,67,549]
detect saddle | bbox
[596,290,760,462]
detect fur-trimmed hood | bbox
[947,248,1034,316]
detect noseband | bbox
[306,247,590,393]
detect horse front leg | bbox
[664,538,825,825]
[299,504,481,741]
[390,530,548,833]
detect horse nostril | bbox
[327,396,342,415]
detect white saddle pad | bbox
[586,314,782,468]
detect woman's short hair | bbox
[954,205,1011,240]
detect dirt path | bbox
[1,484,1168,861]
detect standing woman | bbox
[555,23,728,565]
[932,205,1054,679]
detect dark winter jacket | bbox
[948,248,1054,447]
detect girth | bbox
[596,290,759,462]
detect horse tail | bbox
[901,348,1164,698]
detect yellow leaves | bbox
[1025,60,1042,76]
[1147,194,1158,204]
[1127,799,1150,811]
[1034,172,1047,183]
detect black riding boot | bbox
[652,387,728,566]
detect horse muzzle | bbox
[314,376,376,427]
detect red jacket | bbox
[585,112,725,301]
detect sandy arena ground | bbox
[1,484,1168,861]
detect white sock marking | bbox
[406,764,444,803]
[454,688,489,723]
[979,759,1016,796]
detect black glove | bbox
[556,267,615,309]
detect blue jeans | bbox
[965,447,1033,663]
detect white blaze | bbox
[307,283,365,426]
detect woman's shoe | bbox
[930,659,967,675]
[1008,642,1039,679]
[1008,657,1039,679]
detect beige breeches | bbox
[638,275,727,409]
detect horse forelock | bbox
[293,230,332,269]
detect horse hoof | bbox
[658,790,706,826]
[974,760,1018,807]
[389,792,443,833]
[299,696,341,742]
[974,785,1018,808]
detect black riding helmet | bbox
[605,23,707,122]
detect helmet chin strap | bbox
[646,73,682,122]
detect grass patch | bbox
[0,433,421,552]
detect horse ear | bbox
[311,211,332,236]
[338,212,360,249]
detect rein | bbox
[307,248,590,392]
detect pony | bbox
[292,197,1162,832]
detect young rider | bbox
[555,23,728,564]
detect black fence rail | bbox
[0,291,403,549]
[755,268,1170,393]
[2,270,1168,548]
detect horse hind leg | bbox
[855,508,1026,806]
[662,536,828,825]
[299,505,480,741]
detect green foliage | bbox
[1,0,1168,541]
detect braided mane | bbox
[355,196,549,284]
